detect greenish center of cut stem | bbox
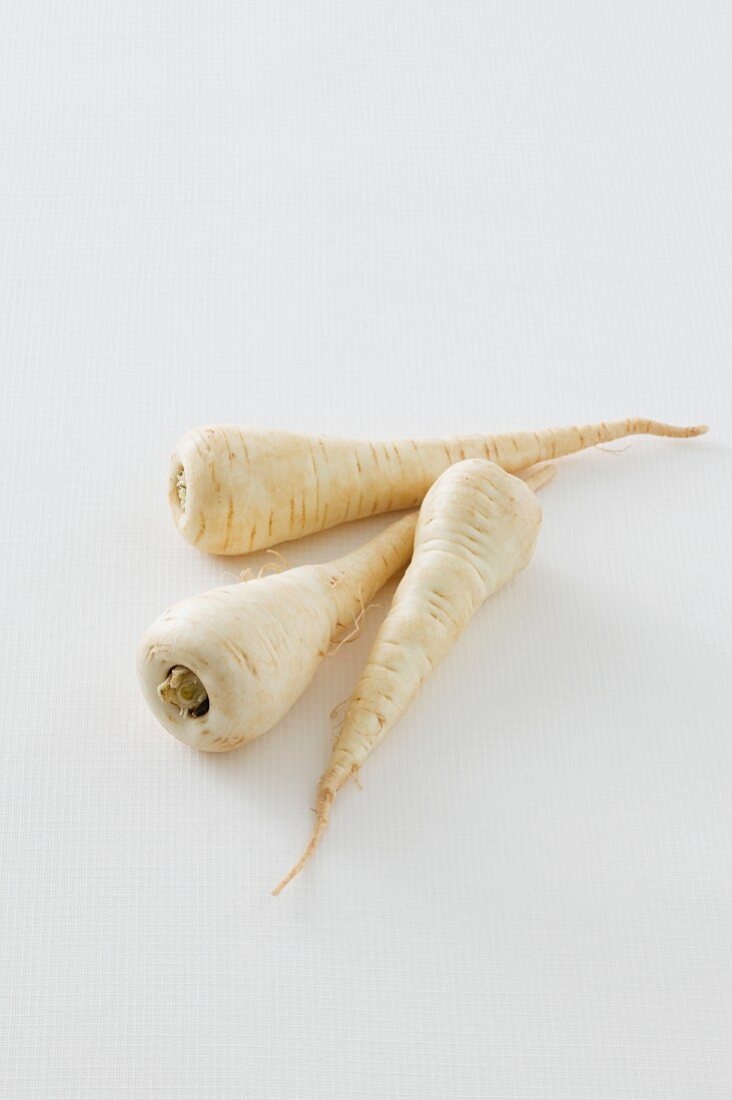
[158,666,208,718]
[176,469,187,512]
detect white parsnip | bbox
[137,513,416,752]
[169,419,706,554]
[273,460,551,893]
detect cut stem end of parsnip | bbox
[176,467,187,512]
[157,666,209,719]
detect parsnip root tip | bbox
[272,791,334,896]
[672,424,708,437]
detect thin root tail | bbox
[271,790,334,896]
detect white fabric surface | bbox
[1,2,731,1097]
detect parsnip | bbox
[137,514,417,752]
[169,419,706,554]
[273,460,550,892]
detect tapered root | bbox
[272,789,334,895]
[493,419,708,474]
[516,464,556,492]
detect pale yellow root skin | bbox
[516,464,556,492]
[272,459,550,894]
[137,513,417,752]
[170,420,706,555]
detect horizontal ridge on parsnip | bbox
[169,419,707,555]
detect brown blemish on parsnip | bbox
[223,497,234,551]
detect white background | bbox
[1,2,731,1097]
